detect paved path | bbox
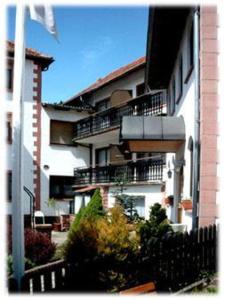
[52,230,68,245]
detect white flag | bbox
[29,5,58,39]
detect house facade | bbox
[120,6,219,229]
[6,6,219,231]
[61,57,168,220]
[6,41,54,225]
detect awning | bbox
[75,185,98,193]
[120,116,185,153]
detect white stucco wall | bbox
[6,59,37,215]
[165,13,196,205]
[90,68,145,105]
[108,184,164,220]
[40,107,90,216]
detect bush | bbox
[63,203,140,291]
[97,205,139,260]
[138,203,173,256]
[64,188,105,262]
[116,194,141,222]
[25,229,56,266]
[7,229,56,270]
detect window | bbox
[95,98,110,112]
[177,56,183,103]
[49,176,74,199]
[7,68,13,91]
[96,147,108,166]
[6,112,12,144]
[50,120,74,146]
[136,83,145,97]
[188,136,194,197]
[170,78,176,115]
[7,171,12,201]
[185,22,194,83]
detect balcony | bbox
[73,92,165,141]
[74,159,165,186]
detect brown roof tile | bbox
[7,40,54,70]
[65,56,146,104]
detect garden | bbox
[8,188,218,293]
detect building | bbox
[120,6,219,229]
[6,41,54,226]
[7,5,219,231]
[62,56,168,220]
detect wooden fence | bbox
[142,224,218,291]
[8,224,218,293]
[8,260,69,293]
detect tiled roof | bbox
[65,56,146,104]
[42,102,94,112]
[7,40,54,70]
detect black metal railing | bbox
[73,92,165,140]
[74,159,165,185]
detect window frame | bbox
[7,67,13,92]
[176,56,183,104]
[50,120,75,146]
[7,170,12,202]
[170,77,176,115]
[96,147,109,166]
[49,175,75,200]
[185,22,194,84]
[95,98,110,112]
[136,82,145,97]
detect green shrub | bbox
[82,188,105,219]
[116,194,142,222]
[138,203,173,255]
[63,188,105,262]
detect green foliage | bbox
[82,188,105,219]
[138,203,173,255]
[63,188,104,261]
[116,194,141,222]
[97,205,140,260]
[63,202,140,292]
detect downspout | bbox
[192,7,200,229]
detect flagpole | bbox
[11,4,26,290]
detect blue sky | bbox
[7,6,148,103]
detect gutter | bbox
[192,7,200,229]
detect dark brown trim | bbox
[7,170,12,202]
[32,64,42,211]
[184,65,194,84]
[6,112,13,144]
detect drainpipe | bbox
[192,7,200,229]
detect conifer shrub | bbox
[138,203,173,257]
[63,188,105,263]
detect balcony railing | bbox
[74,159,165,186]
[73,92,165,140]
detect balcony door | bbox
[95,148,109,183]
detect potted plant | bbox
[180,198,193,210]
[164,195,174,206]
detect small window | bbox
[136,83,145,97]
[177,56,183,103]
[6,112,12,144]
[50,120,74,146]
[7,171,12,202]
[170,78,176,115]
[95,98,110,112]
[185,22,194,83]
[96,147,108,166]
[50,176,74,199]
[7,68,13,91]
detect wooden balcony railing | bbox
[73,92,165,140]
[74,159,165,186]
